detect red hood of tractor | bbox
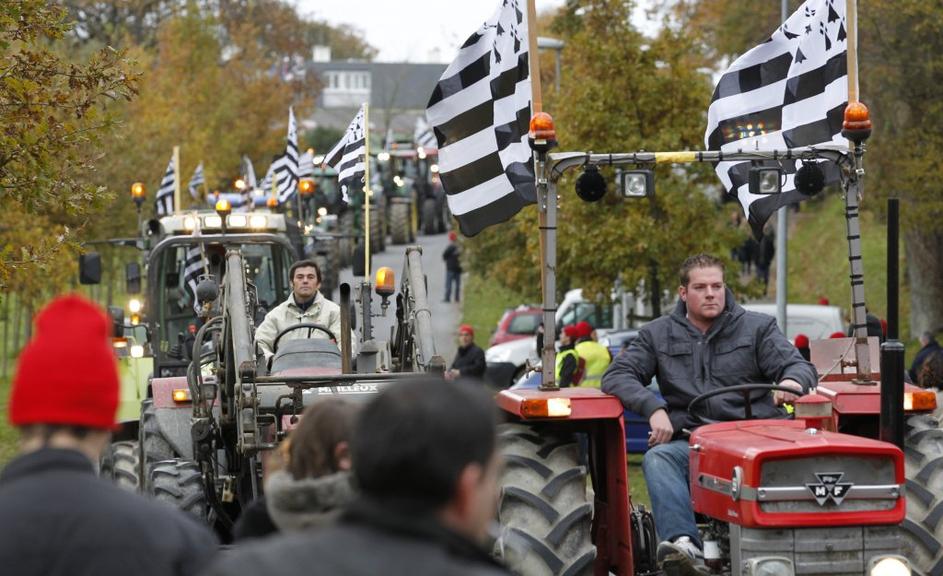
[689,419,904,529]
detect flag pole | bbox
[528,0,556,389]
[173,146,181,214]
[775,0,789,336]
[364,103,371,279]
[846,0,859,102]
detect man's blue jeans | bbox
[445,270,461,302]
[642,439,700,547]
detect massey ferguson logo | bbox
[806,472,854,506]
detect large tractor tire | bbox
[390,202,411,245]
[494,423,596,576]
[901,411,943,576]
[140,399,174,491]
[338,211,355,267]
[368,207,384,254]
[422,198,437,235]
[149,458,207,522]
[100,440,141,493]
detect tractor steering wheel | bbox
[687,383,799,425]
[272,322,336,355]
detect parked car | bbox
[490,305,542,347]
[741,303,846,343]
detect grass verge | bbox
[461,274,530,349]
[0,378,16,469]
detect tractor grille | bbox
[759,455,897,514]
[738,525,899,576]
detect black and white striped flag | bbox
[275,107,299,205]
[426,0,534,237]
[414,116,437,151]
[259,161,275,196]
[706,0,847,238]
[242,155,257,189]
[298,149,314,178]
[324,104,366,204]
[183,244,206,313]
[155,156,175,216]
[188,162,205,200]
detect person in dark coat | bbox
[447,323,486,380]
[442,231,463,303]
[910,331,941,382]
[602,254,816,573]
[0,295,217,576]
[202,377,510,576]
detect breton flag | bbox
[154,156,175,216]
[414,116,437,151]
[188,162,205,200]
[242,155,257,189]
[274,107,300,205]
[298,149,314,178]
[324,104,367,204]
[259,161,275,196]
[426,0,534,237]
[183,244,206,313]
[706,0,848,238]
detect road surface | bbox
[335,229,460,367]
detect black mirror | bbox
[575,165,607,202]
[126,262,142,294]
[79,253,102,285]
[107,306,124,337]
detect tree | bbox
[466,0,750,311]
[0,1,138,299]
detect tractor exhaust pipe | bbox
[340,283,352,374]
[880,197,904,449]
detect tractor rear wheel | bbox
[149,458,207,522]
[494,423,596,576]
[368,204,384,253]
[422,198,437,235]
[100,440,141,492]
[390,202,411,245]
[902,412,943,576]
[140,399,174,492]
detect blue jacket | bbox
[601,289,817,438]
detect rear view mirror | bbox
[79,253,102,285]
[126,262,142,294]
[107,306,124,337]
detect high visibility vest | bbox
[555,348,584,386]
[575,340,611,388]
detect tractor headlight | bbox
[130,345,145,359]
[128,298,142,314]
[249,215,267,229]
[869,555,911,576]
[743,557,794,576]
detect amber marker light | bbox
[528,112,556,141]
[375,267,395,298]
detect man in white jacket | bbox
[255,259,343,364]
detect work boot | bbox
[657,536,709,576]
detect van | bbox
[740,303,846,342]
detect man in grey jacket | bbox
[601,253,816,572]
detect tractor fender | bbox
[150,376,195,459]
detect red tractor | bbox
[492,108,938,576]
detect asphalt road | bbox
[335,229,460,368]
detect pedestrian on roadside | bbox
[443,231,463,303]
[755,226,775,289]
[910,331,941,382]
[794,333,811,361]
[556,324,585,387]
[201,377,510,576]
[0,295,217,576]
[573,320,611,388]
[917,350,943,389]
[447,324,486,381]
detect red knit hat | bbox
[563,324,580,339]
[448,231,458,242]
[575,321,593,339]
[794,333,810,349]
[829,331,847,339]
[458,323,474,336]
[9,295,119,429]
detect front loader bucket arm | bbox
[222,250,259,452]
[393,246,446,373]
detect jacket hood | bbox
[670,287,743,335]
[265,470,355,533]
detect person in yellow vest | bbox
[573,321,611,388]
[555,324,585,387]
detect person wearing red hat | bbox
[573,321,611,388]
[446,324,485,381]
[556,324,585,387]
[442,231,462,303]
[794,333,811,361]
[0,295,217,576]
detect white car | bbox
[741,303,846,342]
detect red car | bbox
[489,306,542,347]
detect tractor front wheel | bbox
[494,423,596,576]
[390,202,411,245]
[100,440,141,492]
[902,412,943,575]
[139,399,174,492]
[149,458,208,523]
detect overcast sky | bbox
[296,0,570,63]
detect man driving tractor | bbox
[255,259,343,365]
[601,253,817,573]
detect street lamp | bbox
[537,36,565,92]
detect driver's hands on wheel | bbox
[773,379,803,405]
[648,408,674,447]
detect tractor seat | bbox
[270,339,342,375]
